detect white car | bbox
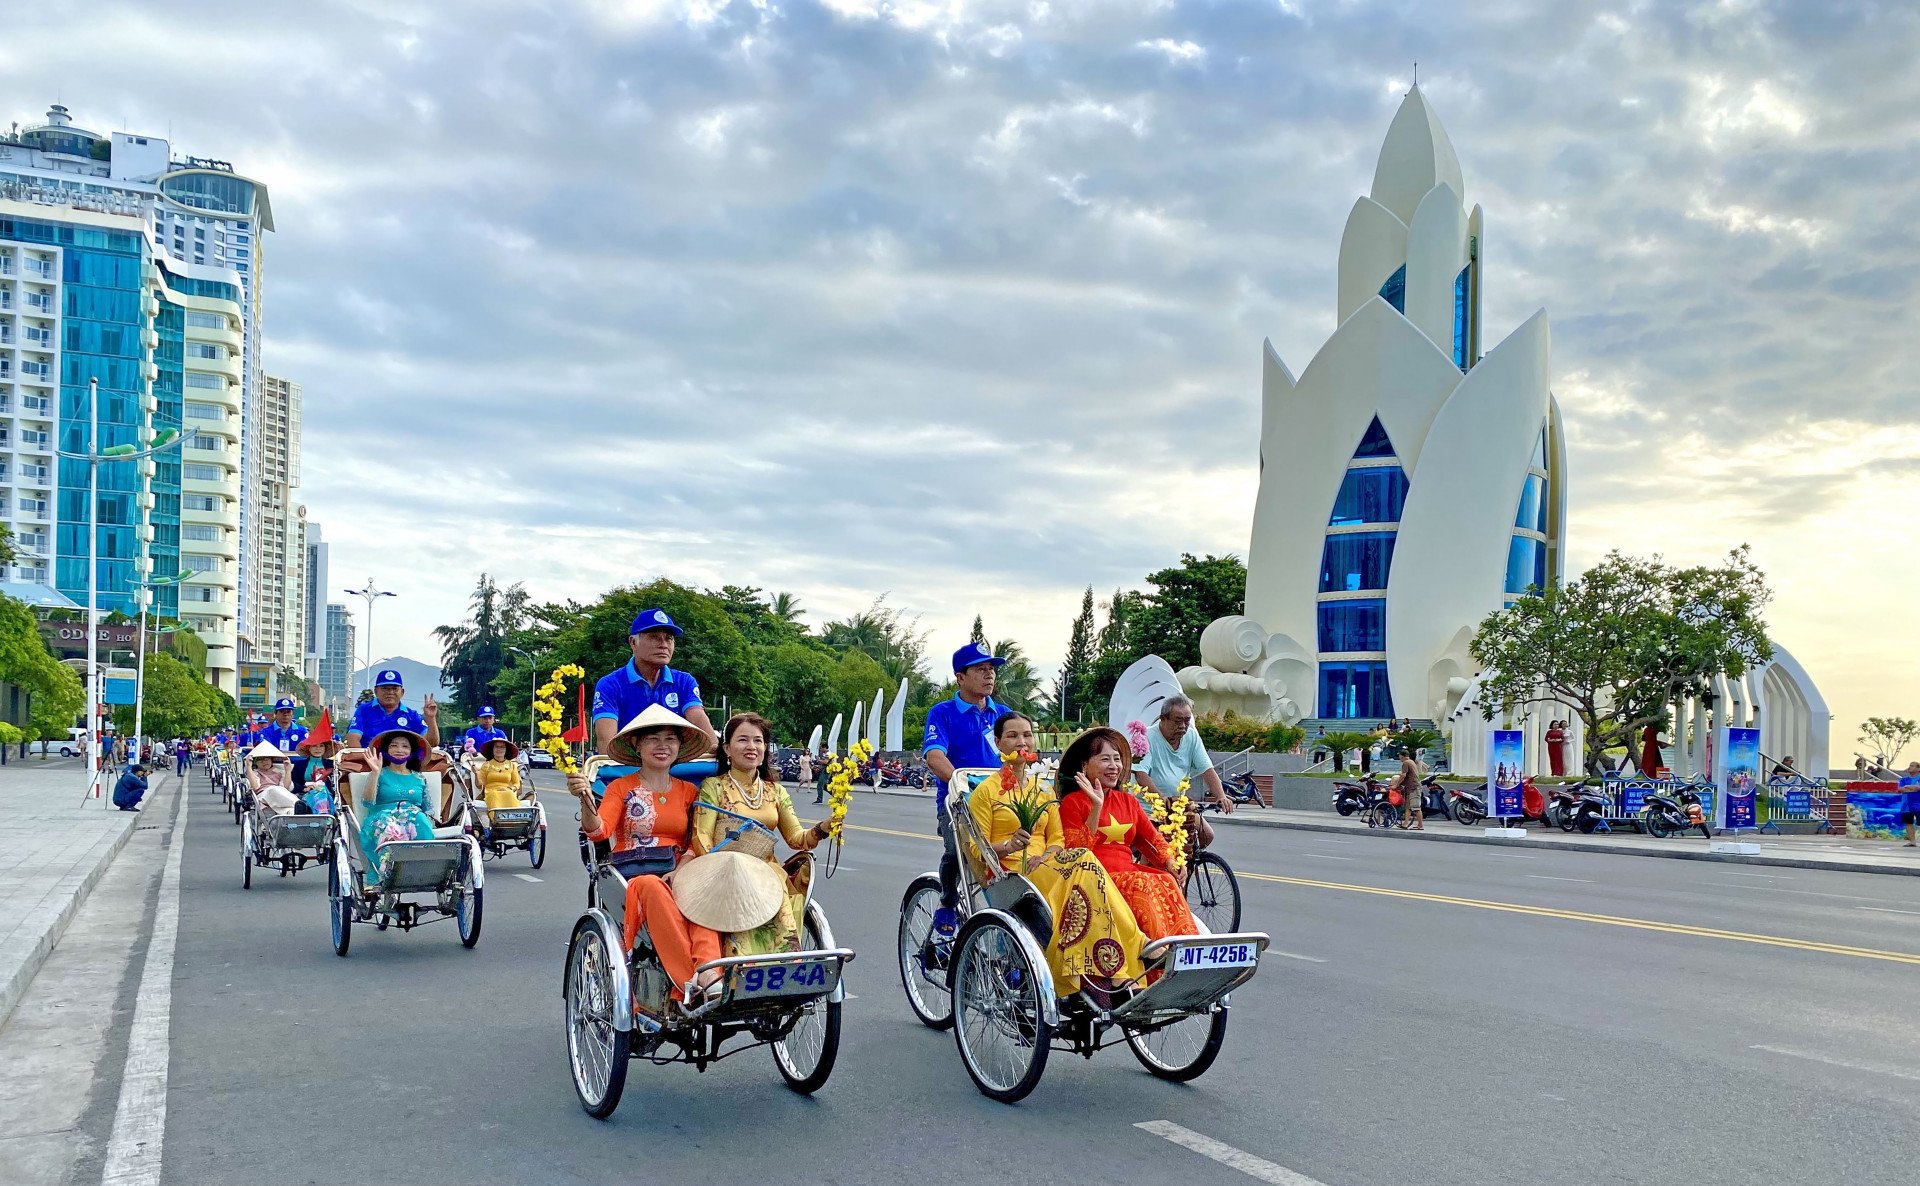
[528,749,556,769]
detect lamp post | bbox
[508,645,538,748]
[59,377,187,803]
[343,580,396,698]
[132,572,198,764]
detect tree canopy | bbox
[1470,548,1774,775]
[434,574,531,718]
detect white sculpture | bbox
[884,677,908,752]
[847,702,865,755]
[806,724,822,755]
[827,712,844,756]
[867,688,884,752]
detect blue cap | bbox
[478,705,496,717]
[629,609,683,637]
[273,698,296,711]
[374,669,404,688]
[951,642,1008,673]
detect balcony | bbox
[24,293,52,313]
[19,430,49,449]
[0,257,12,276]
[21,467,50,484]
[19,362,52,385]
[22,326,52,346]
[23,259,53,279]
[20,394,50,415]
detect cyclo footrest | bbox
[375,839,468,893]
[1108,932,1271,1023]
[682,948,857,1020]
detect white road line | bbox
[101,777,190,1186]
[1856,906,1920,917]
[1268,950,1330,963]
[1303,853,1354,861]
[1134,1121,1330,1185]
[1720,872,1782,880]
[1307,838,1352,845]
[1750,1045,1920,1082]
[1526,875,1594,883]
[513,874,542,883]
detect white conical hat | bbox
[670,850,786,933]
[247,742,290,760]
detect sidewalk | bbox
[0,757,176,1027]
[1213,805,1920,877]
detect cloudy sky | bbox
[6,0,1916,752]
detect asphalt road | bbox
[27,768,1920,1185]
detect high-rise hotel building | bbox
[254,373,304,671]
[0,104,272,694]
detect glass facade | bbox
[1514,473,1547,533]
[1505,536,1547,596]
[1320,531,1397,593]
[1319,660,1393,720]
[1354,416,1397,458]
[1328,466,1409,525]
[1378,264,1406,313]
[150,297,184,618]
[159,171,257,219]
[1317,599,1386,652]
[1452,265,1470,370]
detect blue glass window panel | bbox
[1320,532,1397,593]
[1378,264,1406,312]
[1452,265,1470,371]
[1318,661,1394,720]
[1354,416,1397,459]
[1318,599,1386,653]
[1514,473,1547,533]
[1532,426,1548,469]
[1506,536,1547,596]
[1329,467,1408,525]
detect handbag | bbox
[1387,788,1404,807]
[610,844,678,879]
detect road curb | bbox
[0,774,165,1030]
[1212,810,1920,878]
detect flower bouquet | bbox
[998,749,1050,833]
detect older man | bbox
[462,707,509,754]
[590,609,716,755]
[1137,695,1233,849]
[346,669,441,749]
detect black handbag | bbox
[609,845,677,879]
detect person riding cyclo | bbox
[294,731,340,814]
[921,642,1012,938]
[966,711,1144,1000]
[461,706,509,761]
[259,698,311,786]
[1133,695,1233,859]
[351,727,453,887]
[565,705,724,1003]
[472,737,527,844]
[590,609,717,757]
[1058,726,1197,943]
[246,741,300,816]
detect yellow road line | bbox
[1243,871,1920,966]
[848,823,939,842]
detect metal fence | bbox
[1758,776,1832,834]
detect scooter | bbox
[1417,774,1453,822]
[1332,773,1385,817]
[1448,781,1488,826]
[1556,781,1611,834]
[1642,785,1712,839]
[1222,771,1266,808]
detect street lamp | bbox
[344,580,396,698]
[132,571,199,763]
[508,645,539,747]
[58,377,190,803]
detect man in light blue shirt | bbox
[1137,695,1232,849]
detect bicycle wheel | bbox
[951,915,1050,1103]
[773,915,842,1094]
[566,920,631,1119]
[1184,851,1242,933]
[1126,1006,1228,1083]
[897,874,954,1030]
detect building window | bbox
[1328,466,1409,526]
[184,463,223,481]
[184,524,222,541]
[186,372,224,389]
[184,494,220,511]
[1505,536,1547,597]
[1317,599,1386,653]
[185,311,226,329]
[1353,416,1397,459]
[185,402,225,421]
[1514,473,1548,534]
[1318,660,1394,720]
[1378,264,1406,313]
[1452,265,1470,371]
[188,343,222,359]
[1319,531,1397,593]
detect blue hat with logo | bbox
[629,608,683,637]
[273,698,296,711]
[478,705,496,717]
[951,642,1008,673]
[374,668,404,688]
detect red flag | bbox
[561,681,587,743]
[306,708,335,748]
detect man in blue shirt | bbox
[590,609,715,754]
[346,669,441,750]
[462,707,509,754]
[922,642,1010,932]
[260,698,310,784]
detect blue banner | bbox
[1720,727,1760,830]
[103,677,137,706]
[1620,784,1650,815]
[1489,729,1525,819]
[1783,789,1812,818]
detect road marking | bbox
[102,778,189,1186]
[1526,875,1594,883]
[1303,853,1354,861]
[1750,1045,1920,1082]
[1268,950,1329,963]
[1857,906,1920,917]
[1721,872,1782,880]
[848,824,937,841]
[1134,1121,1329,1185]
[514,874,542,883]
[1307,838,1351,845]
[1239,871,1920,966]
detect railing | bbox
[1216,746,1256,780]
[1758,776,1832,834]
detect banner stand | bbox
[1486,727,1527,836]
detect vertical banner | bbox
[1488,728,1525,820]
[1719,726,1760,831]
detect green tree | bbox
[711,585,810,648]
[769,592,805,631]
[1054,586,1097,723]
[196,681,243,729]
[1384,725,1443,761]
[1860,717,1919,766]
[969,615,987,647]
[433,574,531,718]
[758,642,841,745]
[1470,548,1774,776]
[110,653,214,739]
[0,593,85,755]
[1123,554,1247,673]
[0,524,15,570]
[547,580,767,718]
[1318,730,1377,773]
[833,648,891,717]
[1086,588,1144,711]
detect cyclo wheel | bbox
[565,919,631,1119]
[950,914,1050,1103]
[1126,1006,1229,1083]
[1183,851,1241,933]
[773,915,842,1094]
[328,854,352,957]
[896,874,954,1030]
[457,884,484,948]
[241,817,254,890]
[529,826,547,869]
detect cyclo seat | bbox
[950,770,1054,947]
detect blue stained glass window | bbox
[1514,473,1547,533]
[1505,536,1547,596]
[1378,264,1406,313]
[1354,417,1397,458]
[1318,599,1386,652]
[1329,466,1409,525]
[1452,265,1470,371]
[1318,661,1394,720]
[1320,532,1397,593]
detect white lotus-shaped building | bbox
[1183,86,1563,727]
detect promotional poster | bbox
[1719,726,1760,831]
[1488,729,1525,819]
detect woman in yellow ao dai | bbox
[692,713,828,957]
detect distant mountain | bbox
[348,656,457,702]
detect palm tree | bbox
[770,592,805,628]
[990,638,1042,713]
[433,574,530,717]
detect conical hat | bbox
[478,736,520,760]
[607,703,714,766]
[670,850,786,933]
[247,741,290,761]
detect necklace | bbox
[727,773,768,810]
[641,772,672,806]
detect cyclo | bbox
[562,755,852,1118]
[325,743,484,955]
[455,744,549,868]
[897,767,1270,1103]
[239,744,337,889]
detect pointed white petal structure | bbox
[847,702,864,754]
[1370,85,1465,224]
[826,712,844,756]
[1336,197,1408,324]
[884,677,908,752]
[806,724,823,754]
[867,688,884,751]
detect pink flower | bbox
[1125,720,1149,759]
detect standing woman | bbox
[356,729,441,883]
[692,713,829,957]
[1545,720,1568,778]
[1057,727,1195,942]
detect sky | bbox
[4,0,1916,759]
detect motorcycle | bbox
[1641,785,1710,839]
[1223,771,1266,808]
[1417,774,1452,822]
[1555,781,1611,834]
[1332,773,1385,817]
[1448,781,1487,826]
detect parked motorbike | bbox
[1223,771,1266,808]
[1555,781,1611,834]
[1416,774,1452,822]
[1448,781,1488,826]
[1332,774,1385,817]
[1642,785,1711,839]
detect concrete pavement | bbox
[7,770,1920,1184]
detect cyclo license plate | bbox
[1172,942,1256,971]
[732,958,835,998]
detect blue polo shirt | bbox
[261,722,309,753]
[591,661,703,726]
[463,725,509,751]
[348,701,428,745]
[922,693,1010,808]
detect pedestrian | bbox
[175,738,190,777]
[1545,720,1568,777]
[1899,761,1920,849]
[812,744,830,804]
[1393,745,1425,830]
[112,763,150,812]
[797,747,814,801]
